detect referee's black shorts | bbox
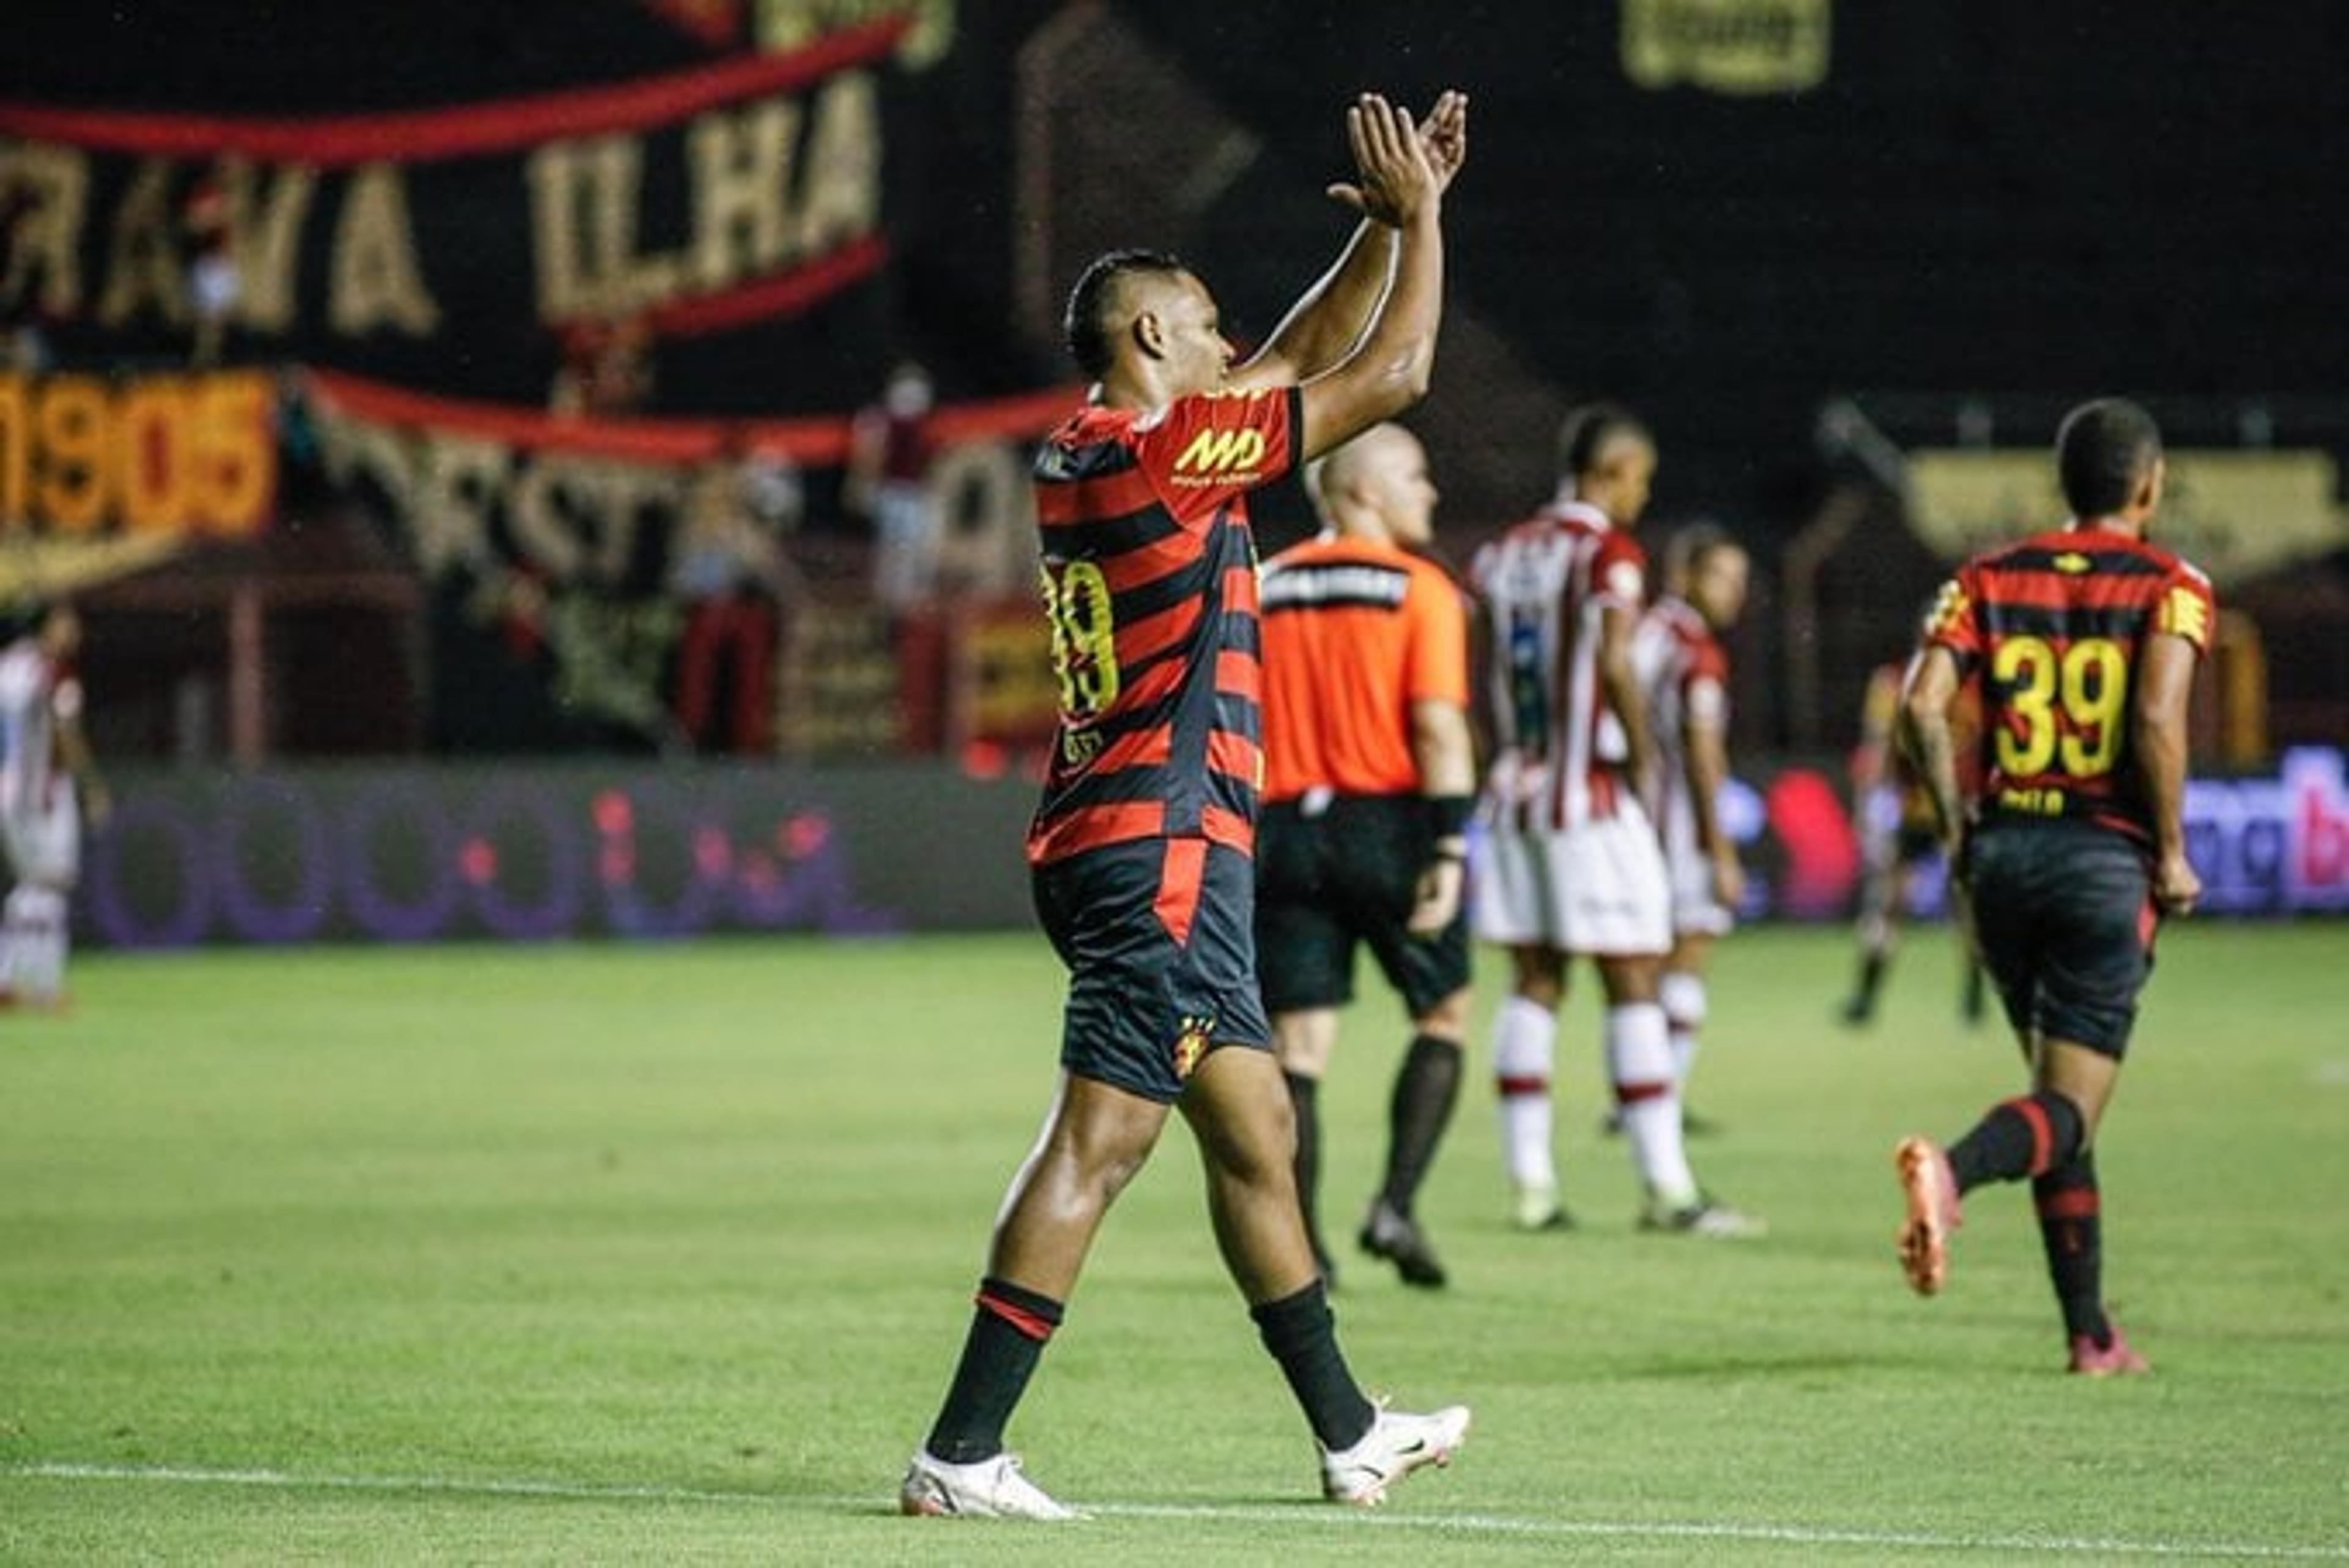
[1966,817,2159,1059]
[1255,792,1470,1019]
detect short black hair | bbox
[2055,398,2162,516]
[1557,401,1651,481]
[1063,248,1188,380]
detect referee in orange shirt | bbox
[1256,422,1476,1289]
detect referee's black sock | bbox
[1250,1280,1376,1452]
[1380,1034,1463,1216]
[923,1276,1063,1464]
[2034,1153,2110,1346]
[1948,1090,2085,1192]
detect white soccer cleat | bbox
[899,1449,1080,1520]
[1321,1402,1471,1506]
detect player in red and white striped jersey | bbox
[1631,526,1754,1153]
[1468,407,1757,1237]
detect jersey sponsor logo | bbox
[2051,551,2093,573]
[1997,784,2068,817]
[1173,426,1268,478]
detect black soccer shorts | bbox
[1031,836,1272,1104]
[1966,819,2159,1058]
[1254,793,1471,1020]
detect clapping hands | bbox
[1327,89,1468,226]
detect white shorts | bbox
[1472,804,1671,956]
[2,793,80,888]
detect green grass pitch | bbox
[1,923,2343,1564]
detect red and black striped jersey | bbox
[1023,386,1300,867]
[1923,521,2215,847]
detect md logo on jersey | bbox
[1173,426,1268,480]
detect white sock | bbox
[1660,970,1707,1090]
[1608,1001,1697,1207]
[1492,994,1558,1192]
[3,884,67,1003]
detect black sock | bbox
[2034,1153,2109,1345]
[1285,1071,1329,1262]
[1250,1280,1375,1451]
[923,1276,1064,1464]
[1947,1090,2085,1192]
[1380,1035,1462,1215]
[1852,949,1887,1009]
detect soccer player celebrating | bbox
[1255,423,1476,1290]
[900,91,1471,1520]
[1892,397,2212,1375]
[1469,406,1760,1237]
[1631,525,1754,1132]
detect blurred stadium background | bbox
[0,0,2343,943]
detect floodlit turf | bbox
[1,923,2343,1564]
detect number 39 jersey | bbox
[1923,522,2215,848]
[1024,387,1301,868]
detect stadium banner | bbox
[0,366,277,600]
[1907,448,2347,589]
[76,747,2348,948]
[0,18,907,392]
[301,367,1069,751]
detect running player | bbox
[1470,405,1761,1238]
[1632,525,1751,1128]
[902,91,1471,1520]
[1256,423,1474,1290]
[1841,652,1986,1027]
[0,603,108,1009]
[1891,397,2211,1374]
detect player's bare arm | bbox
[1898,645,1966,854]
[2133,629,2201,915]
[1598,601,1658,799]
[1683,694,1743,908]
[1407,694,1476,935]
[1234,91,1467,390]
[1294,95,1445,459]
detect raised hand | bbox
[1419,89,1468,196]
[1325,92,1444,227]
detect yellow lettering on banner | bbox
[221,157,316,333]
[33,375,107,533]
[795,70,881,256]
[414,435,510,576]
[189,373,273,533]
[97,160,187,329]
[0,143,89,319]
[691,98,798,290]
[755,0,959,70]
[1620,0,1831,95]
[330,164,441,336]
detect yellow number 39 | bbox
[1042,559,1121,719]
[1991,634,2128,778]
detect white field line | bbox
[4,1461,2345,1561]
